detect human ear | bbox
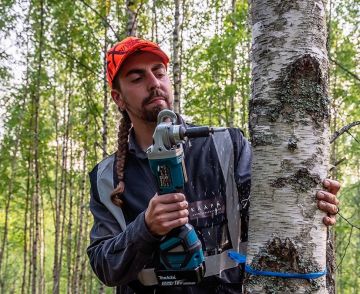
[111,89,125,110]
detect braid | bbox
[111,110,132,207]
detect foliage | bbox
[328,1,360,293]
[0,0,358,292]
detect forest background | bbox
[0,0,359,293]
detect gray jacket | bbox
[87,126,252,294]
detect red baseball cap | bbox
[106,37,170,88]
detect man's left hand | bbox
[316,179,341,226]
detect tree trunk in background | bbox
[32,0,45,292]
[245,0,330,293]
[59,80,71,294]
[66,139,74,294]
[53,67,71,294]
[355,162,360,294]
[229,0,236,128]
[151,0,158,42]
[102,0,109,158]
[21,155,31,294]
[40,173,45,293]
[173,0,181,113]
[126,0,137,36]
[52,76,61,294]
[0,143,19,292]
[73,115,89,294]
[20,26,32,294]
[102,26,109,158]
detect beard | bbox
[142,105,166,122]
[125,89,173,123]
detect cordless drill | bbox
[146,109,226,286]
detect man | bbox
[87,37,340,294]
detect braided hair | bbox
[110,73,132,207]
[111,110,132,207]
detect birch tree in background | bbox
[31,0,46,292]
[245,0,331,293]
[102,0,110,159]
[173,0,181,113]
[0,0,358,292]
[126,0,137,36]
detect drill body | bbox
[146,109,225,286]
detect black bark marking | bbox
[245,237,322,294]
[278,55,329,127]
[264,55,330,127]
[274,1,300,15]
[270,168,321,192]
[288,135,298,151]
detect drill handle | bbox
[181,126,227,139]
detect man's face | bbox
[111,52,174,123]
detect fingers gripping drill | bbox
[146,109,226,286]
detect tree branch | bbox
[329,57,360,83]
[336,225,353,270]
[339,212,360,231]
[46,44,102,81]
[94,141,109,157]
[329,157,347,171]
[78,0,120,40]
[330,121,360,143]
[131,0,145,36]
[347,130,360,145]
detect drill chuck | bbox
[182,126,227,139]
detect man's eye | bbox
[131,77,142,83]
[155,71,165,78]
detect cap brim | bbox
[113,43,169,78]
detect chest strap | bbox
[137,246,247,286]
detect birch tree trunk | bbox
[245,1,330,293]
[22,155,31,294]
[102,0,109,158]
[126,0,137,36]
[72,115,89,294]
[66,138,74,294]
[52,75,61,294]
[173,0,181,113]
[32,0,45,292]
[229,0,236,128]
[151,0,158,42]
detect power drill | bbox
[146,109,226,286]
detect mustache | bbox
[142,89,169,107]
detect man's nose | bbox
[147,72,160,90]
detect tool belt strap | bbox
[137,246,247,286]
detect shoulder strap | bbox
[213,129,233,183]
[213,130,247,255]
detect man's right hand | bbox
[145,193,189,236]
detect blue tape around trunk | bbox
[227,251,327,280]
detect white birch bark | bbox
[245,0,330,293]
[126,0,137,36]
[173,0,181,113]
[102,22,109,158]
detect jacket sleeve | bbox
[87,171,160,287]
